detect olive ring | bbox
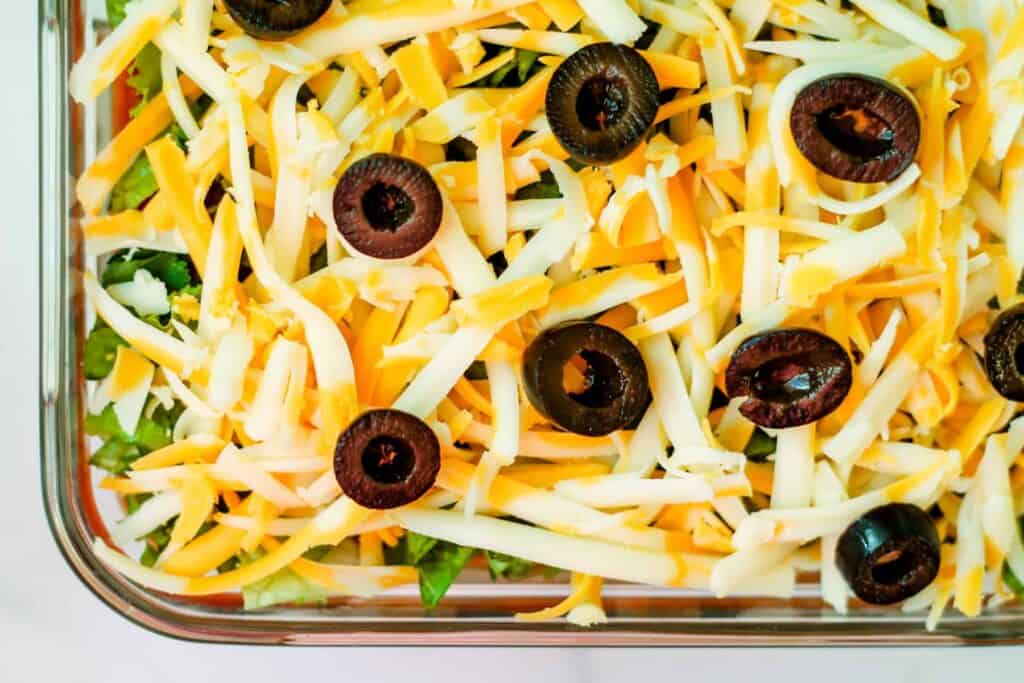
[225,0,333,40]
[522,322,650,436]
[725,328,852,429]
[790,73,920,184]
[546,43,660,166]
[334,409,441,510]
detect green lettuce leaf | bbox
[1004,563,1024,596]
[101,249,196,291]
[484,550,533,580]
[243,567,330,609]
[108,123,190,211]
[107,0,162,113]
[480,49,541,87]
[127,44,163,115]
[309,243,328,273]
[404,531,440,565]
[240,550,330,609]
[516,50,540,83]
[488,59,517,87]
[515,170,562,200]
[106,0,130,26]
[109,153,159,212]
[139,524,172,567]
[135,412,176,451]
[86,403,181,474]
[85,403,129,440]
[744,428,777,462]
[83,321,128,380]
[89,438,142,476]
[127,493,212,568]
[177,283,203,299]
[386,531,541,606]
[417,541,476,609]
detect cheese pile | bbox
[72,0,1024,628]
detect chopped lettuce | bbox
[139,526,171,567]
[1004,563,1024,597]
[416,541,476,608]
[515,170,562,200]
[135,407,179,450]
[479,49,541,87]
[84,321,128,380]
[105,0,130,27]
[102,249,196,292]
[240,550,330,609]
[85,403,130,441]
[744,428,777,462]
[391,531,470,608]
[488,59,517,87]
[90,438,145,477]
[87,251,194,471]
[104,0,171,209]
[176,283,203,300]
[86,402,182,474]
[309,243,328,274]
[404,531,440,565]
[109,123,190,212]
[243,567,330,609]
[125,494,176,567]
[387,531,540,605]
[107,0,162,113]
[109,154,159,213]
[484,550,533,580]
[126,494,213,567]
[516,50,540,83]
[128,44,163,114]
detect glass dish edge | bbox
[36,0,1024,646]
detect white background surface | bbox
[2,2,1021,680]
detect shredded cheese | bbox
[76,0,1024,622]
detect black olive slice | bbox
[984,303,1024,400]
[724,328,851,429]
[224,0,332,41]
[836,503,941,605]
[790,74,920,183]
[332,153,443,260]
[333,409,441,510]
[545,43,659,166]
[523,322,649,436]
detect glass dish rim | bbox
[37,0,1024,646]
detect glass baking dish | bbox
[38,0,1024,645]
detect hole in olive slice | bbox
[333,153,443,260]
[724,328,851,429]
[984,303,1024,400]
[790,74,920,183]
[546,43,659,166]
[563,350,625,409]
[224,0,332,41]
[836,503,940,605]
[576,77,628,131]
[523,322,649,436]
[361,183,415,232]
[334,409,440,510]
